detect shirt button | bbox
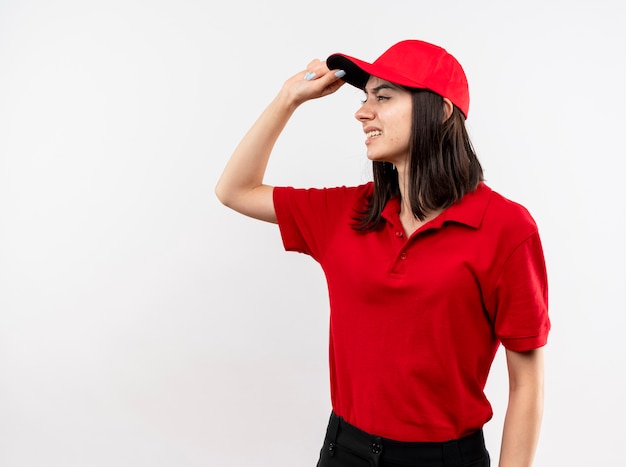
[395,231,403,238]
[400,252,407,260]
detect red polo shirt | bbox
[273,182,550,442]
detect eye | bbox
[359,93,390,104]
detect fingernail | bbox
[304,72,316,81]
[334,70,346,78]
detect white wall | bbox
[1,0,624,465]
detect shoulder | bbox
[444,183,536,234]
[484,185,538,229]
[480,184,540,249]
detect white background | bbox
[1,0,624,465]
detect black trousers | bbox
[316,413,490,467]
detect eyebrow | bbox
[364,83,400,94]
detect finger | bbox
[306,58,322,69]
[320,76,346,97]
[303,59,321,80]
[303,59,331,80]
[308,68,347,97]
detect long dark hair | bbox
[353,90,483,231]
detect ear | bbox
[442,98,453,121]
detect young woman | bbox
[215,40,550,467]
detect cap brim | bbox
[326,53,372,89]
[327,52,430,92]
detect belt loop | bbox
[327,412,340,457]
[442,439,463,467]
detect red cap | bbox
[327,40,470,118]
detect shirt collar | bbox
[381,182,492,230]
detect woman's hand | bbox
[279,59,346,108]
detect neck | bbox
[394,160,442,234]
[395,161,411,214]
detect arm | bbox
[214,59,345,223]
[498,348,545,467]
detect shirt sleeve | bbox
[490,230,551,352]
[273,185,365,263]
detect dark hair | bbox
[353,90,483,231]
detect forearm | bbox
[499,385,543,466]
[499,350,544,467]
[215,91,296,214]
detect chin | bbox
[366,152,385,162]
[367,154,394,164]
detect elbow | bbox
[214,180,249,211]
[214,182,233,208]
[214,182,224,204]
[214,183,276,223]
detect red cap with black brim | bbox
[326,39,470,118]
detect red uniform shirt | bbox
[273,182,550,442]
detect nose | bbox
[355,100,374,122]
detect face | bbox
[355,76,413,167]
